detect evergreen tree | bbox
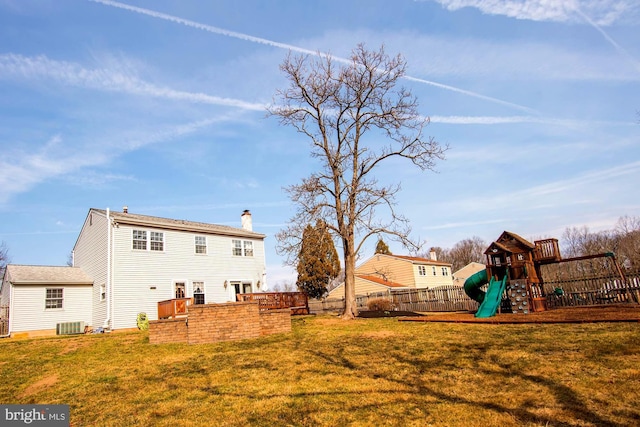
[375,238,392,255]
[296,220,341,298]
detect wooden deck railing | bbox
[236,292,309,315]
[157,298,193,319]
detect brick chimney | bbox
[241,210,252,231]
[429,248,437,261]
[123,206,128,214]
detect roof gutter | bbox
[111,217,266,239]
[10,281,93,286]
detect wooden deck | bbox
[237,292,309,315]
[157,297,193,319]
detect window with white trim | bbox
[441,267,449,276]
[432,266,437,276]
[195,236,207,254]
[232,240,243,256]
[232,239,254,257]
[193,281,205,305]
[45,288,63,309]
[243,241,254,257]
[132,230,164,251]
[133,230,147,250]
[100,284,106,301]
[418,265,427,276]
[150,232,164,251]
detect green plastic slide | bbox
[463,268,508,318]
[463,269,489,304]
[474,274,508,318]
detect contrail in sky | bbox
[89,0,535,113]
[573,7,640,75]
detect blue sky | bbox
[1,0,639,287]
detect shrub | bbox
[367,298,393,311]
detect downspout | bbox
[103,208,112,330]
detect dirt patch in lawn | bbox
[19,374,59,398]
[399,304,640,324]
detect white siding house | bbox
[0,265,93,337]
[1,208,267,336]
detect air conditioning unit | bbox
[56,321,85,335]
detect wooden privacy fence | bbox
[313,286,479,314]
[237,292,309,315]
[543,273,640,308]
[361,286,479,312]
[313,273,640,315]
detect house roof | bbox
[92,208,266,239]
[485,231,535,255]
[356,274,409,289]
[383,254,452,267]
[5,265,93,285]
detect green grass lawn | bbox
[1,316,639,426]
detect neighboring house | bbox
[0,208,267,337]
[327,253,453,299]
[327,274,410,298]
[0,265,94,337]
[452,262,487,287]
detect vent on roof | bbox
[56,321,85,335]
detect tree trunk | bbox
[342,238,358,319]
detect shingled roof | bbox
[5,265,93,285]
[92,209,266,239]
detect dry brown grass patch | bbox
[19,374,59,398]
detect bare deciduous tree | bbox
[0,241,10,278]
[422,237,486,272]
[269,44,446,319]
[614,215,640,272]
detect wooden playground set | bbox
[455,231,640,322]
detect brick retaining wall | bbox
[149,301,291,345]
[148,317,188,344]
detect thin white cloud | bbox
[430,115,636,126]
[429,0,638,26]
[573,7,640,73]
[0,53,265,110]
[442,161,640,213]
[0,118,226,203]
[429,1,640,75]
[422,218,507,230]
[89,0,534,113]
